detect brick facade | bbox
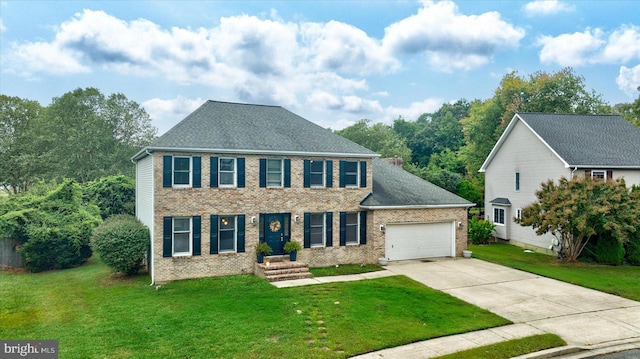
[152,151,375,282]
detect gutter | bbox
[360,203,476,210]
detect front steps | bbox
[255,255,312,282]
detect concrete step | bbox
[255,259,312,282]
[265,272,313,282]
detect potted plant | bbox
[256,242,272,263]
[283,241,302,261]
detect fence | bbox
[0,237,24,270]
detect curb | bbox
[514,337,640,359]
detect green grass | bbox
[434,334,566,359]
[470,243,640,301]
[0,257,510,358]
[309,263,384,277]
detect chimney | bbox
[382,157,403,168]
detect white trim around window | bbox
[515,208,522,221]
[591,170,606,181]
[266,159,284,188]
[173,156,192,187]
[218,157,237,187]
[345,212,360,245]
[172,217,192,256]
[218,215,237,253]
[515,172,520,192]
[309,213,325,247]
[493,207,506,226]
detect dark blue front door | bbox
[264,213,289,255]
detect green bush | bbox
[84,175,135,219]
[594,234,625,266]
[468,217,496,245]
[1,180,102,272]
[456,179,482,207]
[91,214,150,275]
[624,233,640,266]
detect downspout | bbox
[571,166,578,179]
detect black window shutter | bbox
[259,159,266,188]
[607,170,613,181]
[585,169,591,178]
[326,161,333,188]
[339,161,346,188]
[210,157,219,187]
[303,160,311,188]
[259,214,265,243]
[237,158,245,188]
[303,212,311,248]
[284,159,291,188]
[359,211,367,244]
[163,156,172,188]
[193,156,201,188]
[339,212,347,246]
[193,216,201,255]
[237,215,246,253]
[360,161,367,188]
[326,212,333,247]
[163,216,172,257]
[210,215,219,254]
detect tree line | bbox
[0,88,157,194]
[335,68,640,206]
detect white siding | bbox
[484,119,568,248]
[136,155,154,229]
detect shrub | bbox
[3,180,102,272]
[91,215,150,275]
[624,233,640,266]
[468,217,496,245]
[456,179,482,207]
[84,175,135,219]
[594,234,625,266]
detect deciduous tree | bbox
[517,177,639,261]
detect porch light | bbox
[379,224,385,232]
[294,215,299,223]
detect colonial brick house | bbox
[480,113,640,252]
[133,101,473,283]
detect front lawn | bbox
[0,258,509,358]
[309,263,383,277]
[470,243,640,301]
[434,334,566,359]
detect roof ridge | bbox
[205,99,283,109]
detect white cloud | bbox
[382,1,525,72]
[384,98,444,123]
[616,65,640,97]
[537,25,640,66]
[306,91,382,114]
[0,18,6,32]
[142,96,205,134]
[523,0,574,16]
[537,29,604,66]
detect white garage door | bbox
[385,222,454,260]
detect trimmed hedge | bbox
[91,214,150,275]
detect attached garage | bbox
[385,222,455,261]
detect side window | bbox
[219,158,236,187]
[515,172,520,192]
[173,157,191,186]
[493,208,505,225]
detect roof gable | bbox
[361,158,473,208]
[480,113,640,171]
[134,101,377,159]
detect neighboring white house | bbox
[479,113,640,252]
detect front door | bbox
[264,213,288,255]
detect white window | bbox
[592,170,606,181]
[515,172,520,192]
[219,158,236,187]
[493,208,505,226]
[173,157,191,186]
[344,161,359,187]
[267,159,283,187]
[218,216,237,253]
[515,208,522,220]
[173,217,192,256]
[309,213,325,247]
[345,212,359,244]
[310,160,325,187]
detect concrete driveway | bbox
[384,258,640,347]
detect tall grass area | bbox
[470,243,640,301]
[1,257,510,358]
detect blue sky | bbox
[1,0,639,134]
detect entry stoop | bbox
[254,256,312,282]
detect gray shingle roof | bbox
[489,198,512,206]
[361,158,473,208]
[519,113,640,167]
[136,100,376,158]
